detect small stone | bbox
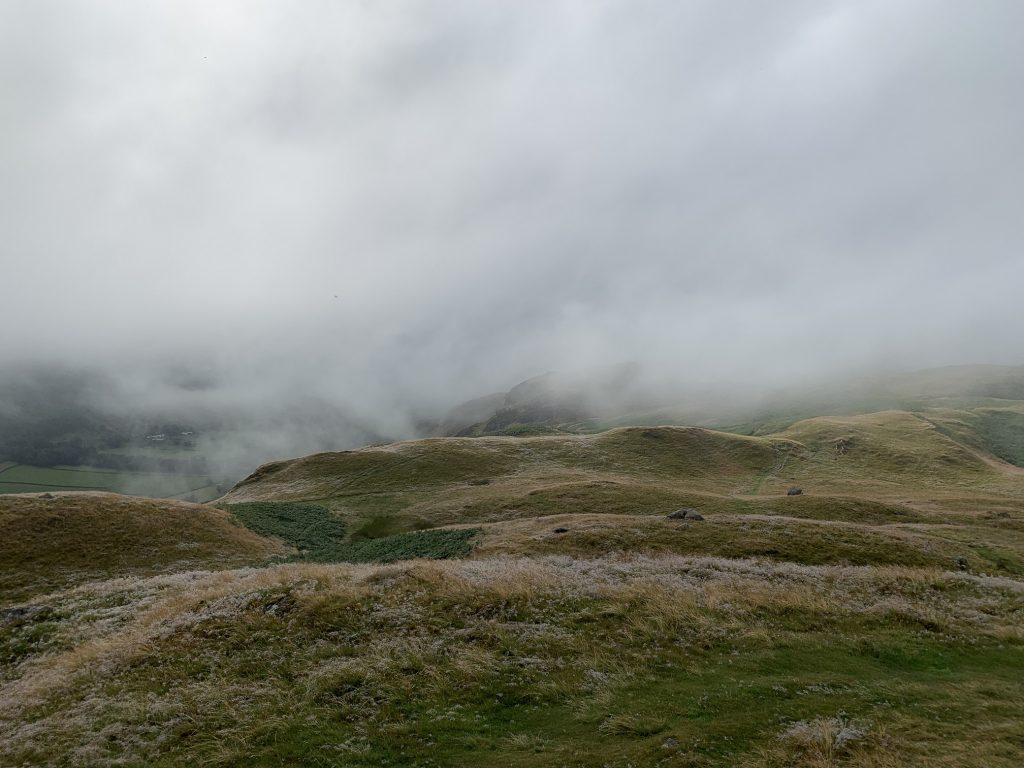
[686,512,704,521]
[661,737,679,748]
[0,605,51,624]
[787,487,803,496]
[552,527,569,534]
[667,508,700,519]
[955,556,969,571]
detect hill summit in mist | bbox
[438,363,1024,438]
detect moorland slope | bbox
[3,404,1024,766]
[0,493,286,603]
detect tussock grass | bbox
[468,513,1024,574]
[0,494,285,604]
[2,555,1022,766]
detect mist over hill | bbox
[4,360,1023,501]
[2,0,1024,435]
[0,363,387,483]
[5,3,1024,764]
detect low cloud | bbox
[2,1,1022,465]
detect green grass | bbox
[219,415,1024,580]
[0,463,214,499]
[3,557,1022,766]
[225,414,1024,529]
[307,527,479,563]
[469,512,1023,573]
[227,502,348,554]
[968,408,1024,467]
[227,501,479,564]
[350,512,431,539]
[225,427,795,505]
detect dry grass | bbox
[217,415,1024,569]
[4,409,1024,765]
[2,555,1023,765]
[0,493,287,604]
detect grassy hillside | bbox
[3,402,1024,765]
[0,493,286,603]
[223,427,797,521]
[221,415,1024,569]
[2,557,1022,766]
[441,364,1024,438]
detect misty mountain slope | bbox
[920,406,1024,469]
[6,0,1024,761]
[440,364,1024,439]
[0,493,287,604]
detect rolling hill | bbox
[0,493,287,603]
[2,392,1024,765]
[221,411,1024,574]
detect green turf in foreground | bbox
[3,558,1022,766]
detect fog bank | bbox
[2,1,1023,463]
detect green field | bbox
[0,463,219,501]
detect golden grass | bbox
[0,493,288,604]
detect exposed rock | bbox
[261,593,297,616]
[787,487,803,496]
[667,508,701,520]
[39,493,55,500]
[956,556,970,571]
[0,605,51,625]
[662,737,679,748]
[552,527,569,534]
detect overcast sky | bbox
[2,0,1022,420]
